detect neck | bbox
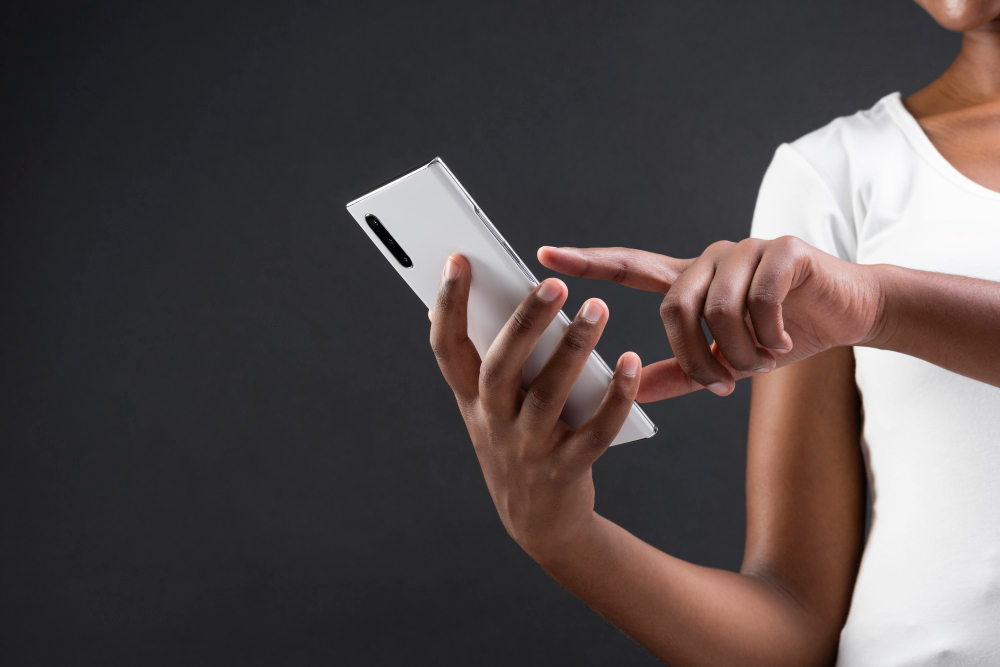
[942,20,1000,104]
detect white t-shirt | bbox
[750,92,1000,665]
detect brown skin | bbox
[909,0,1000,190]
[429,3,1000,664]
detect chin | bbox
[920,0,1000,31]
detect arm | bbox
[870,265,1000,386]
[537,240,1000,400]
[541,348,864,666]
[429,255,864,665]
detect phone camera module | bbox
[365,214,413,269]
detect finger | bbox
[637,341,755,402]
[537,246,694,292]
[747,236,805,352]
[429,254,481,403]
[704,239,776,372]
[478,277,567,415]
[561,352,642,464]
[635,358,699,402]
[519,298,609,434]
[660,251,735,395]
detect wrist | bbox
[524,512,602,572]
[861,263,906,350]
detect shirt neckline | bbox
[882,91,1000,202]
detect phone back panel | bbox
[346,158,656,446]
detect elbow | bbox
[740,569,846,667]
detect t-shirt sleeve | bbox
[749,143,857,263]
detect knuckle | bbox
[576,253,596,277]
[747,288,779,310]
[561,329,590,354]
[582,425,610,451]
[775,235,804,255]
[509,307,535,335]
[674,290,700,315]
[524,386,557,413]
[703,299,741,325]
[611,260,629,284]
[708,239,735,255]
[660,292,690,320]
[659,295,676,320]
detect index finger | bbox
[537,246,694,292]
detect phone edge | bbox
[346,158,659,443]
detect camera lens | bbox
[364,214,412,269]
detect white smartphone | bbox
[346,158,657,446]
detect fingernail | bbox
[580,299,605,322]
[443,257,459,280]
[707,382,731,396]
[773,333,793,352]
[537,279,562,301]
[621,353,640,377]
[755,358,776,373]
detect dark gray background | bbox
[1,1,956,664]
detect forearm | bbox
[536,513,835,666]
[868,265,1000,386]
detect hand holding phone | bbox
[428,251,643,563]
[346,158,656,446]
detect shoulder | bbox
[782,92,908,211]
[750,93,909,261]
[791,92,903,161]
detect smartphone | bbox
[346,158,657,446]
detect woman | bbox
[428,1,1000,663]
